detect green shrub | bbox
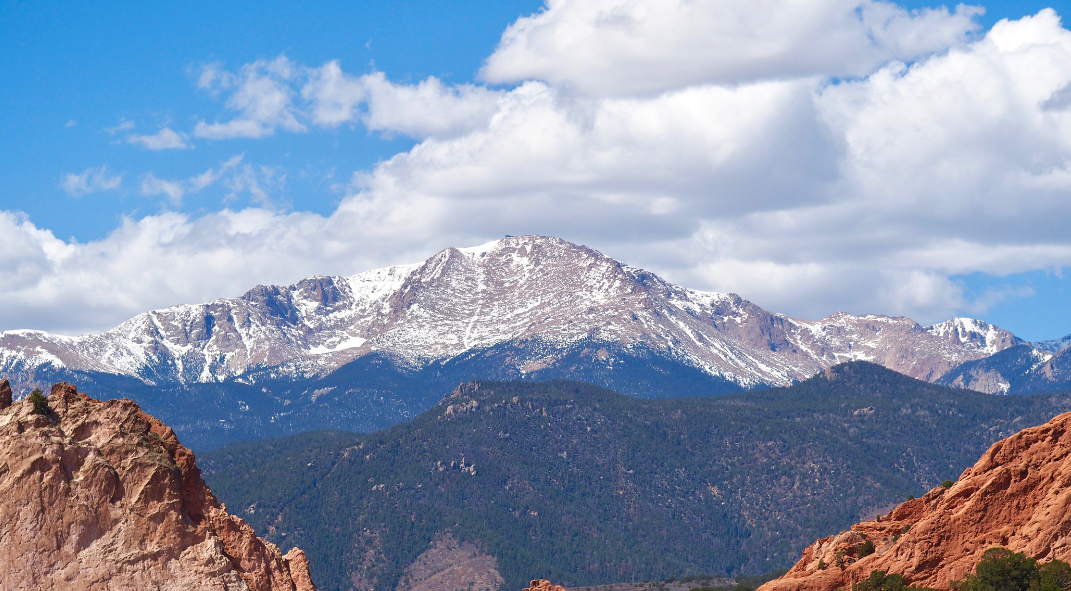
[1034,558,1071,591]
[27,388,48,415]
[852,570,936,591]
[954,548,1033,591]
[950,548,1071,591]
[858,540,876,559]
[942,480,954,489]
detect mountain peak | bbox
[0,236,1023,392]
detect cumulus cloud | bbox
[302,63,503,138]
[127,127,190,150]
[480,0,984,95]
[193,59,502,140]
[10,5,1071,334]
[60,166,122,197]
[0,206,441,335]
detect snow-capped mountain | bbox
[0,235,1023,391]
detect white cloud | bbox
[0,206,440,335]
[127,127,190,150]
[13,6,1071,334]
[302,63,503,138]
[140,155,245,206]
[194,57,307,139]
[480,0,984,96]
[140,174,186,206]
[104,120,136,135]
[194,59,503,141]
[60,166,122,197]
[224,164,286,208]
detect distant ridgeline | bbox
[201,362,1071,591]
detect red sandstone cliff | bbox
[760,411,1071,591]
[0,380,316,591]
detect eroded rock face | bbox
[0,381,316,591]
[760,411,1071,591]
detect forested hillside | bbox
[202,363,1071,591]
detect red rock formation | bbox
[0,381,316,590]
[760,411,1071,591]
[524,581,567,591]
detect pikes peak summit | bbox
[0,236,1025,392]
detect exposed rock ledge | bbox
[0,379,315,591]
[760,411,1071,591]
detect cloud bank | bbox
[9,2,1071,335]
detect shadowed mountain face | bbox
[937,344,1071,395]
[201,363,1071,591]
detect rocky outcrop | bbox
[0,378,10,409]
[0,381,315,591]
[759,411,1071,591]
[523,581,566,591]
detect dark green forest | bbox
[201,362,1071,591]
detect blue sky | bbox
[1,1,542,240]
[1,0,1070,340]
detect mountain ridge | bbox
[0,236,1024,393]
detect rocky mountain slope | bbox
[0,379,316,590]
[200,364,1071,591]
[0,236,1022,393]
[759,409,1071,591]
[937,345,1071,395]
